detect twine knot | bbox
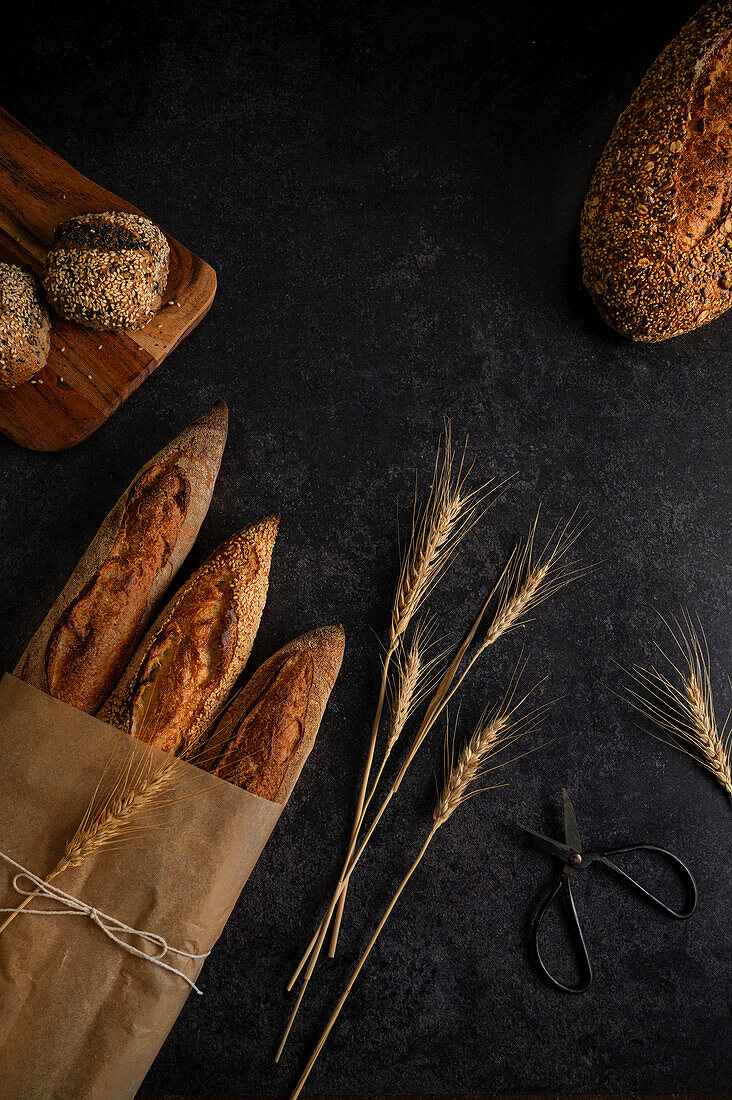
[0,851,209,994]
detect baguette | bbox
[581,0,732,341]
[98,515,279,755]
[15,401,228,714]
[205,625,345,804]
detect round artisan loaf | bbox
[0,262,51,389]
[43,211,170,331]
[581,1,732,341]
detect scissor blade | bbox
[517,822,574,862]
[562,789,582,855]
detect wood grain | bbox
[0,108,216,451]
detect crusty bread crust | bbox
[15,401,228,713]
[0,263,50,388]
[581,0,732,341]
[207,625,345,804]
[98,515,279,755]
[43,211,170,332]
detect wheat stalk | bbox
[327,424,506,955]
[479,508,591,650]
[622,611,732,799]
[288,674,548,1099]
[276,511,590,1060]
[0,661,200,937]
[0,750,181,936]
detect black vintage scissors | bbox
[518,789,697,994]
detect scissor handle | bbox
[532,876,593,994]
[595,844,697,919]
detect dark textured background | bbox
[1,1,730,1095]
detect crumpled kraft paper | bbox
[0,674,282,1099]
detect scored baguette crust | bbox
[98,515,279,755]
[15,401,228,714]
[205,625,345,804]
[581,0,732,341]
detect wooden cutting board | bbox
[0,108,216,451]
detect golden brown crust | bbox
[98,515,279,755]
[43,211,170,332]
[581,1,732,341]
[44,457,191,713]
[0,263,50,389]
[15,401,228,713]
[206,624,345,805]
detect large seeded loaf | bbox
[205,625,345,803]
[581,0,732,341]
[98,515,279,755]
[15,401,228,714]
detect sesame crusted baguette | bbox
[15,401,229,715]
[581,0,732,341]
[203,625,345,804]
[98,515,279,756]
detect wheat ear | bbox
[0,751,181,936]
[288,675,548,1099]
[328,424,504,956]
[622,611,732,799]
[278,512,589,1058]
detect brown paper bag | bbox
[0,674,282,1099]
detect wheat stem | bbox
[280,513,588,1054]
[288,685,545,1097]
[328,425,503,956]
[289,831,434,1099]
[0,753,180,937]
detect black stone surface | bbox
[1,1,730,1095]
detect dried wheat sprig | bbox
[387,621,440,755]
[328,424,506,955]
[478,507,592,651]
[0,656,205,937]
[355,622,444,827]
[622,611,732,799]
[0,749,182,936]
[278,513,589,1057]
[390,425,499,642]
[288,678,548,1099]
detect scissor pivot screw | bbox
[570,853,582,866]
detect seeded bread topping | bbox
[43,211,170,331]
[581,0,732,341]
[0,262,51,389]
[98,515,280,754]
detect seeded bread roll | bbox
[98,515,279,754]
[43,211,170,331]
[205,625,345,803]
[581,0,732,341]
[15,401,228,714]
[0,263,51,389]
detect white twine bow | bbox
[0,850,210,994]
